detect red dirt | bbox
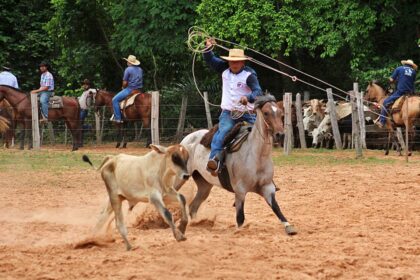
[0,147,419,279]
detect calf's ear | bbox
[150,144,167,154]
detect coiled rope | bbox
[187,26,387,119]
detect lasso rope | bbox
[187,26,388,120]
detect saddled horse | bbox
[0,85,81,151]
[175,95,297,235]
[0,100,15,147]
[365,81,420,155]
[93,89,152,148]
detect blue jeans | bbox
[39,91,51,118]
[80,109,91,145]
[112,88,132,121]
[209,110,256,159]
[379,90,404,124]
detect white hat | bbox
[220,49,249,61]
[401,59,417,70]
[123,55,140,66]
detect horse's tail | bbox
[82,154,113,171]
[0,116,10,133]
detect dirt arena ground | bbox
[0,145,418,279]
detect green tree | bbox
[196,0,419,94]
[0,0,53,90]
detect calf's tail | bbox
[82,154,113,171]
[82,154,95,168]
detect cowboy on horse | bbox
[203,38,262,175]
[375,59,417,128]
[112,55,144,124]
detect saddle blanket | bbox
[48,96,63,109]
[391,96,404,110]
[119,93,141,110]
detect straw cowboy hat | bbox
[123,55,140,65]
[401,59,417,70]
[221,49,249,61]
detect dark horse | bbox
[93,89,152,148]
[0,85,81,151]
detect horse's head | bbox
[93,89,113,111]
[255,95,284,144]
[364,81,386,102]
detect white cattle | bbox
[83,144,190,250]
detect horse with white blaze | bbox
[175,95,297,235]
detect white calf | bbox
[83,144,190,250]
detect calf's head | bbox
[150,144,190,181]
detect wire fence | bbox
[1,95,419,150]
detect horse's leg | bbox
[64,119,80,151]
[384,130,392,156]
[188,171,213,219]
[19,123,25,150]
[115,124,122,148]
[259,183,297,235]
[234,191,246,227]
[122,123,127,148]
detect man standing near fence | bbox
[375,59,417,128]
[30,62,54,123]
[0,64,19,88]
[203,38,262,175]
[79,79,94,146]
[111,55,143,123]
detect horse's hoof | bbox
[174,231,187,242]
[285,225,297,235]
[115,143,120,148]
[72,147,78,152]
[408,152,412,156]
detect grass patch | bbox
[0,150,105,172]
[273,149,398,166]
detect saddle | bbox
[200,122,252,152]
[390,96,405,112]
[110,90,145,121]
[46,96,64,109]
[200,122,253,192]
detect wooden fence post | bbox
[295,93,307,149]
[303,91,310,102]
[203,91,213,129]
[356,89,366,148]
[326,88,342,149]
[351,83,363,158]
[151,91,160,145]
[283,92,292,155]
[95,110,102,145]
[30,94,40,149]
[175,95,188,142]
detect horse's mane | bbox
[371,80,387,92]
[254,94,277,109]
[0,84,27,94]
[98,89,116,96]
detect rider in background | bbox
[79,79,94,146]
[30,62,54,123]
[376,59,417,128]
[111,55,143,123]
[203,38,262,174]
[0,64,19,89]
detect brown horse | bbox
[93,89,152,148]
[364,81,420,155]
[0,100,15,147]
[0,85,81,151]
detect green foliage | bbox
[0,0,54,90]
[196,0,419,90]
[107,0,200,88]
[46,0,119,94]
